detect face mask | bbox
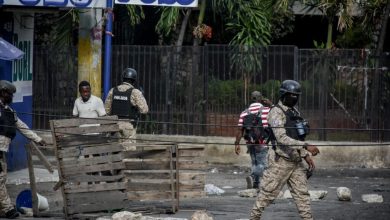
[283,94,299,107]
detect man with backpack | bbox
[234,91,273,189]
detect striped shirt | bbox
[238,103,270,127]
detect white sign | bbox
[0,0,107,8]
[12,12,34,103]
[115,0,198,7]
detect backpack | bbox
[242,108,266,144]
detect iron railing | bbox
[32,45,390,141]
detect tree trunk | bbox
[176,9,192,47]
[326,19,333,49]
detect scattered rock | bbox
[238,189,258,197]
[142,217,187,220]
[112,211,142,220]
[283,190,293,199]
[190,210,213,220]
[361,194,383,203]
[97,217,112,220]
[337,187,352,201]
[309,190,328,201]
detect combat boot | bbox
[5,208,20,219]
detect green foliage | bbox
[125,5,145,26]
[335,26,371,48]
[207,79,245,106]
[223,0,272,46]
[155,7,180,37]
[313,40,325,49]
[207,79,281,106]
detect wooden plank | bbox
[29,142,54,173]
[60,153,123,167]
[125,160,171,170]
[61,162,125,176]
[52,116,118,128]
[64,182,127,193]
[179,191,206,199]
[54,124,119,136]
[66,174,124,183]
[58,144,123,158]
[124,160,206,170]
[127,191,174,201]
[125,170,175,179]
[127,181,204,192]
[25,145,39,216]
[128,182,172,191]
[66,191,127,205]
[178,148,205,157]
[179,161,207,170]
[67,200,126,214]
[57,135,114,147]
[124,149,168,159]
[50,120,70,218]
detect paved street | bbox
[5,167,390,220]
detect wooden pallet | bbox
[124,143,206,213]
[50,116,127,219]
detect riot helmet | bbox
[280,80,301,107]
[279,80,301,97]
[251,91,262,102]
[122,68,137,82]
[0,80,16,94]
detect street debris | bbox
[204,184,225,195]
[337,187,352,201]
[238,189,258,197]
[190,210,213,220]
[361,194,383,203]
[309,190,328,201]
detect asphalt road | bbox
[5,167,390,220]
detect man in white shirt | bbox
[73,81,106,118]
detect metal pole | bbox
[103,0,113,99]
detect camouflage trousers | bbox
[118,121,137,151]
[250,149,313,220]
[0,152,13,214]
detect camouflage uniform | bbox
[0,108,43,215]
[104,82,148,151]
[250,101,313,220]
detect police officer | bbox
[250,80,320,220]
[104,68,148,150]
[0,80,46,219]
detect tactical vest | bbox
[111,87,139,120]
[275,104,306,141]
[0,106,17,139]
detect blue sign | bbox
[0,0,106,8]
[115,0,198,7]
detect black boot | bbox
[5,208,20,219]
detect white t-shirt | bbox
[73,95,106,118]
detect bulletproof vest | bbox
[0,106,17,139]
[111,87,139,120]
[277,105,304,141]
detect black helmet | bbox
[279,80,301,97]
[251,91,262,102]
[0,80,16,94]
[122,68,137,81]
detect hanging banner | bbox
[115,0,198,7]
[0,0,107,8]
